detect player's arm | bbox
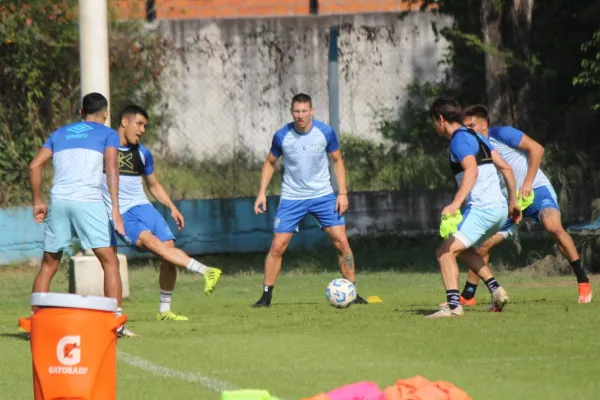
[144,172,184,230]
[258,153,279,197]
[329,149,347,195]
[254,153,279,214]
[330,149,349,215]
[518,134,544,196]
[144,172,175,209]
[491,150,522,223]
[104,146,124,234]
[28,147,53,223]
[28,148,52,206]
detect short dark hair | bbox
[119,104,149,121]
[291,93,312,108]
[81,92,108,118]
[429,96,463,124]
[463,104,490,125]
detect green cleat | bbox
[156,311,189,321]
[204,267,222,295]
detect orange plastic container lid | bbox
[30,293,118,312]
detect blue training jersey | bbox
[449,128,506,209]
[43,121,120,202]
[270,119,340,200]
[488,126,552,197]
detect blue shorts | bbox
[112,203,175,247]
[43,198,114,252]
[274,193,345,233]
[500,185,559,238]
[454,206,508,249]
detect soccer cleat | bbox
[204,267,222,295]
[578,282,592,303]
[460,295,477,307]
[353,294,369,304]
[426,303,464,318]
[117,326,138,338]
[251,297,271,308]
[488,286,509,312]
[156,311,189,321]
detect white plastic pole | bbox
[79,0,111,127]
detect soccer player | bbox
[252,93,367,307]
[101,105,222,321]
[28,92,126,322]
[427,96,522,318]
[458,104,592,304]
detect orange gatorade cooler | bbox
[19,293,127,400]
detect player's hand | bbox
[171,207,185,230]
[254,193,267,214]
[441,202,460,218]
[33,203,47,223]
[335,193,349,216]
[508,200,523,224]
[519,182,533,199]
[112,208,125,235]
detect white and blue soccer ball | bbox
[326,278,357,308]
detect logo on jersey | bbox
[119,152,134,170]
[302,144,321,154]
[49,335,88,375]
[66,123,93,138]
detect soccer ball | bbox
[326,278,357,308]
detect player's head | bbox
[80,92,108,122]
[119,104,148,146]
[290,93,314,131]
[463,104,490,135]
[429,96,463,137]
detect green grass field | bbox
[1,251,598,400]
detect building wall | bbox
[113,0,431,20]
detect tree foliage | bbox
[0,0,175,207]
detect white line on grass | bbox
[117,350,235,393]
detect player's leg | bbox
[427,236,468,318]
[252,198,307,307]
[32,251,63,293]
[459,232,507,306]
[33,198,72,295]
[535,187,591,303]
[69,200,132,336]
[156,240,188,321]
[428,206,509,318]
[127,204,221,295]
[311,193,367,304]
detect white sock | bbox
[159,290,172,314]
[116,307,123,331]
[187,259,208,274]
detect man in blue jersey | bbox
[28,92,126,320]
[252,93,367,307]
[458,104,592,305]
[427,96,522,318]
[102,105,222,321]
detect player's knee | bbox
[331,234,350,252]
[435,246,450,262]
[270,241,287,257]
[546,224,566,238]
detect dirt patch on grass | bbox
[509,254,572,278]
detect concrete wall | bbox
[1,188,595,266]
[0,190,453,265]
[156,12,452,159]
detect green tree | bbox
[0,0,175,207]
[573,30,600,111]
